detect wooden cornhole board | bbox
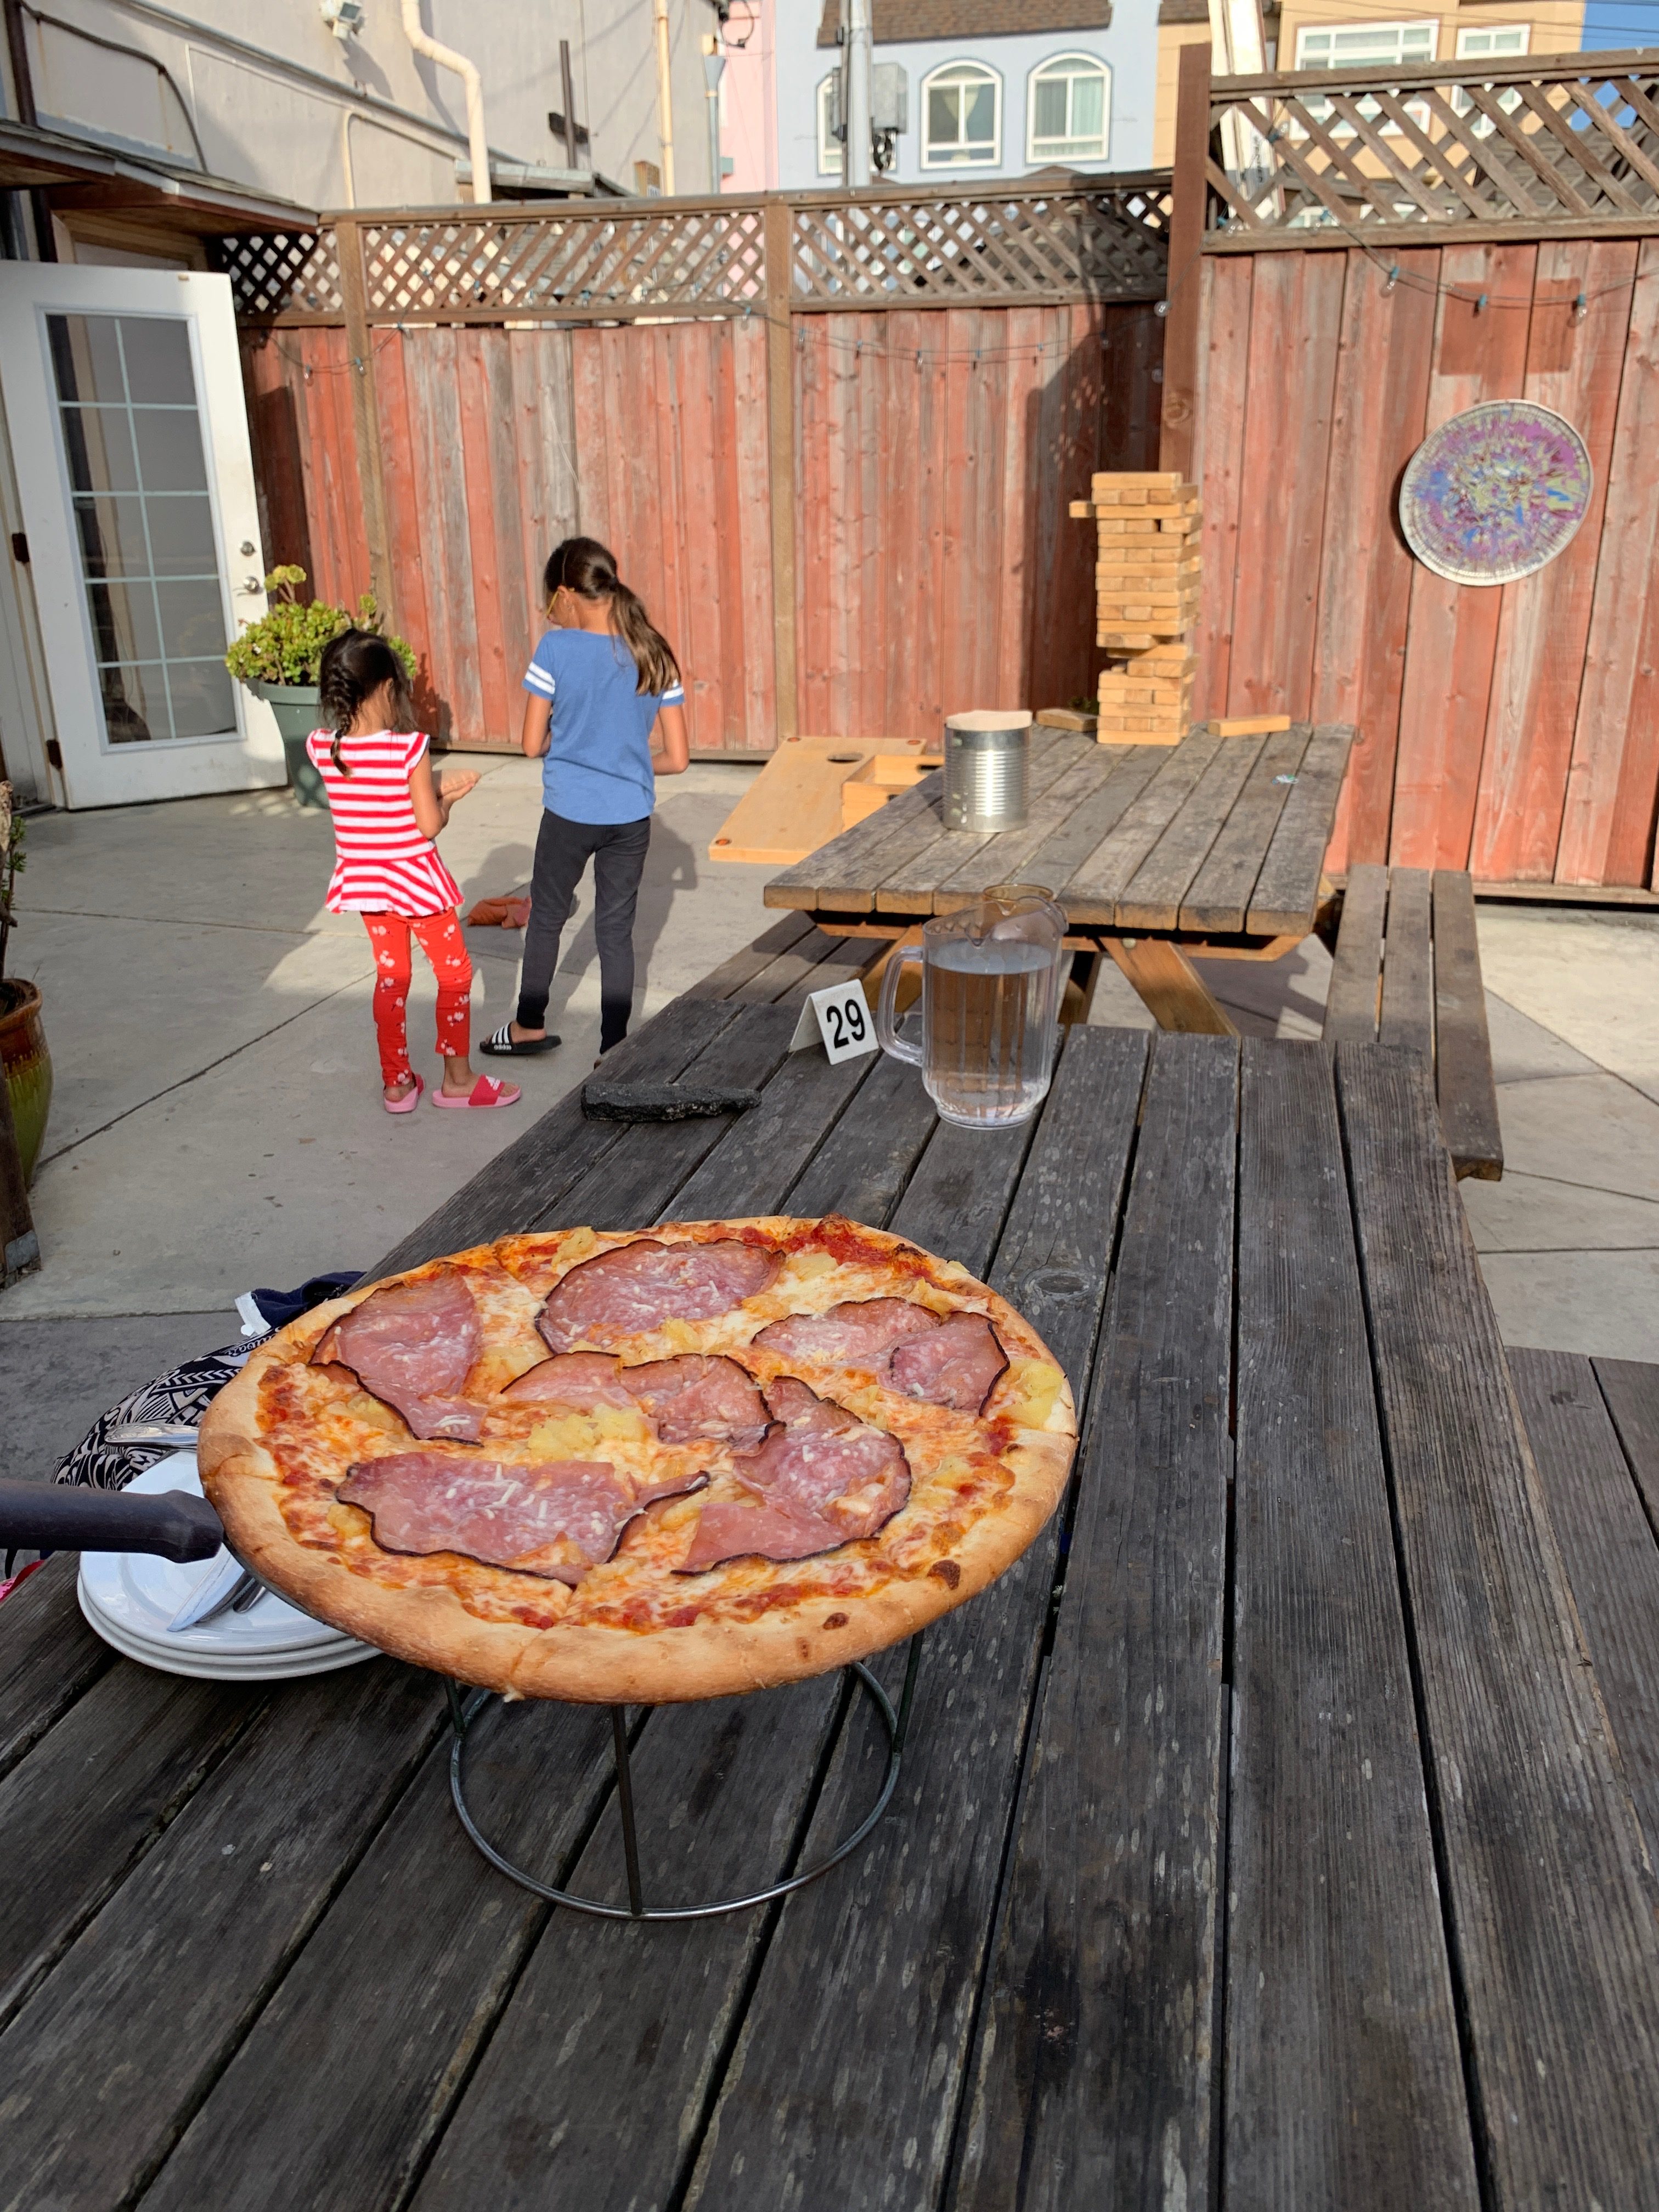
[708,737,939,866]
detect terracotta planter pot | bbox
[0,978,52,1187]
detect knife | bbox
[104,1423,201,1449]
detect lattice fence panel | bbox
[215,231,343,322]
[791,182,1169,306]
[356,206,767,319]
[1208,50,1659,239]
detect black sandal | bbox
[481,1024,561,1057]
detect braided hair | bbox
[317,629,414,777]
[543,537,680,697]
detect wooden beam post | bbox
[335,216,396,626]
[1103,934,1238,1035]
[1159,40,1211,480]
[763,196,799,745]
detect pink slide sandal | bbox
[382,1074,424,1116]
[432,1075,522,1111]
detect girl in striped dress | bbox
[306,630,520,1115]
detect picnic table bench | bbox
[763,722,1355,1036]
[2,946,1656,2209]
[1323,861,1504,1180]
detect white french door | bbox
[0,264,284,808]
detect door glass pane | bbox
[155,579,224,659]
[120,317,195,404]
[46,312,232,747]
[59,407,138,494]
[88,579,161,663]
[143,494,217,578]
[100,663,162,745]
[164,658,236,740]
[132,410,208,493]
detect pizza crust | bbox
[199,1220,1076,1705]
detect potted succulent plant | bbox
[224,566,417,810]
[0,784,50,1186]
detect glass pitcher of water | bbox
[873,889,1067,1128]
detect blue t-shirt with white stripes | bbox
[522,628,685,826]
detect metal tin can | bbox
[943,712,1031,832]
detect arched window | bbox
[1027,52,1110,165]
[816,72,843,176]
[922,60,1001,170]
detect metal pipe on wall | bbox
[399,0,491,205]
[653,0,675,195]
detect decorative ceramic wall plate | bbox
[1399,400,1593,585]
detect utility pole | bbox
[702,36,725,193]
[844,0,871,188]
[654,0,676,195]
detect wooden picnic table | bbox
[5,939,1659,2211]
[763,723,1355,1034]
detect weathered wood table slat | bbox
[763,725,1355,1035]
[5,953,1659,2210]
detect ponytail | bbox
[318,628,415,777]
[543,535,681,698]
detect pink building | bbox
[718,0,778,190]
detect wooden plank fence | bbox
[224,184,1167,758]
[1169,48,1659,889]
[224,67,1659,887]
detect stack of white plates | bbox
[77,1453,378,1682]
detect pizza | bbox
[198,1215,1076,1704]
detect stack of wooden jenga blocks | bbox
[1069,471,1200,743]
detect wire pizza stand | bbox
[441,1633,925,1922]
[1398,400,1593,585]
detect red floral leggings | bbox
[362,911,471,1086]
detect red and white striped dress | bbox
[304,728,462,916]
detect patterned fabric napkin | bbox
[53,1272,362,1491]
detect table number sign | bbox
[788,977,879,1063]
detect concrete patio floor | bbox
[4,757,1657,1482]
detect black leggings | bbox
[515,809,651,1052]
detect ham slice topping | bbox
[888,1311,1008,1414]
[619,1355,770,1449]
[538,1237,780,1352]
[678,1378,909,1572]
[338,1452,705,1584]
[315,1272,484,1442]
[754,1297,939,1374]
[500,1351,637,1413]
[755,1297,1009,1415]
[501,1350,770,1451]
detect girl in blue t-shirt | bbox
[483,537,689,1062]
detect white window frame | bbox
[816,72,843,176]
[921,59,1002,171]
[1455,21,1531,59]
[1452,22,1530,132]
[1294,19,1438,135]
[1026,50,1111,166]
[1295,18,1438,71]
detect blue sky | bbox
[1581,2,1659,48]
